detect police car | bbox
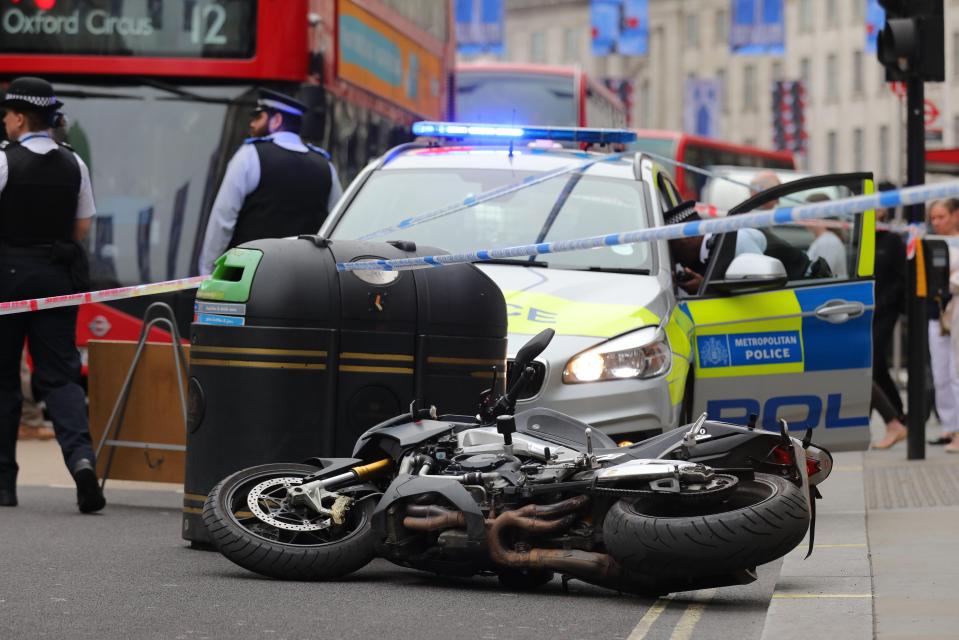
[321,123,876,451]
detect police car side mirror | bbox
[710,254,787,294]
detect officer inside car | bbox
[666,201,767,294]
[198,88,343,275]
[0,76,105,512]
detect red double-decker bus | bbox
[632,129,795,201]
[0,0,455,362]
[455,63,628,128]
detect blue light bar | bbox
[412,121,637,144]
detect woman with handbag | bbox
[926,199,959,451]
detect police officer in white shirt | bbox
[0,77,104,512]
[198,89,343,275]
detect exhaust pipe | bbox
[402,496,757,595]
[403,504,467,531]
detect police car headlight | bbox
[563,327,671,383]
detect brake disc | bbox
[653,473,739,501]
[246,477,330,532]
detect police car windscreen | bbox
[332,168,652,272]
[455,72,577,127]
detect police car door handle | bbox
[814,300,864,323]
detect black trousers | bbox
[872,311,905,420]
[0,253,92,488]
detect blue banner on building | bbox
[456,0,504,55]
[684,78,721,138]
[591,0,647,56]
[619,0,649,55]
[730,0,784,56]
[591,0,621,56]
[865,0,884,55]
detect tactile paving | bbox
[865,462,959,509]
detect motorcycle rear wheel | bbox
[203,463,376,580]
[603,472,809,579]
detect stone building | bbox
[476,0,959,180]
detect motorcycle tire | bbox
[603,472,809,579]
[203,463,376,580]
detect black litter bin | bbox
[182,238,507,544]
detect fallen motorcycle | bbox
[203,329,832,595]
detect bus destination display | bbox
[0,0,256,59]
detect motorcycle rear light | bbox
[769,444,831,486]
[770,446,792,466]
[804,445,833,486]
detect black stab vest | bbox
[227,140,333,249]
[0,142,81,245]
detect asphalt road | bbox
[1,485,781,640]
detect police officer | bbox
[666,202,767,295]
[0,77,104,512]
[198,89,343,275]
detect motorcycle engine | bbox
[443,453,522,475]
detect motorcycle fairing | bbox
[353,419,467,459]
[514,407,618,450]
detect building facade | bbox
[482,0,959,182]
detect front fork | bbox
[287,458,392,515]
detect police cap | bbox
[0,76,63,112]
[663,200,701,226]
[250,88,306,117]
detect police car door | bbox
[684,173,876,451]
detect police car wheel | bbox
[602,473,809,579]
[203,463,375,580]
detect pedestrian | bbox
[925,198,959,448]
[803,193,848,278]
[0,76,104,511]
[746,171,826,280]
[19,348,55,441]
[198,89,343,275]
[871,181,908,448]
[871,382,909,450]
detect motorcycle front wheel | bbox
[603,472,809,579]
[203,463,376,580]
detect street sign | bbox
[925,99,940,126]
[925,85,944,149]
[889,83,944,148]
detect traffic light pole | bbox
[905,77,927,461]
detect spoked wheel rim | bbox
[628,476,779,518]
[225,470,366,546]
[246,477,331,532]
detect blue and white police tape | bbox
[358,152,626,241]
[337,179,959,272]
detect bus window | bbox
[586,86,627,128]
[48,83,253,288]
[456,71,577,126]
[633,136,680,164]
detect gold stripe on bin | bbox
[340,352,414,362]
[427,356,504,366]
[191,358,327,370]
[182,506,203,514]
[338,364,414,375]
[191,346,328,357]
[183,493,207,503]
